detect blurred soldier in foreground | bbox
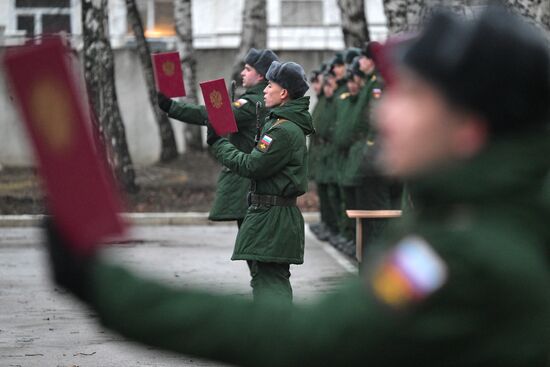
[157,49,278,227]
[46,8,550,366]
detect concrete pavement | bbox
[0,224,355,367]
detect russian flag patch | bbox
[371,236,448,309]
[257,134,273,153]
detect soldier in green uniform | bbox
[45,8,550,366]
[205,61,312,302]
[351,47,395,258]
[157,48,278,227]
[324,52,353,249]
[311,71,340,242]
[306,69,323,183]
[332,64,365,254]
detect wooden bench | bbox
[346,210,402,262]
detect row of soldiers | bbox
[307,44,402,257]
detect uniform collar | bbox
[246,80,268,96]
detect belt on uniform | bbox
[249,193,297,207]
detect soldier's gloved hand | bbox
[157,91,173,113]
[207,123,221,146]
[44,218,95,304]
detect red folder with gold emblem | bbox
[200,78,238,135]
[2,37,126,254]
[152,52,186,97]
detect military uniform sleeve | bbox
[209,127,292,180]
[231,98,257,127]
[168,101,209,125]
[89,260,401,367]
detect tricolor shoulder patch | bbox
[370,236,447,309]
[232,98,248,108]
[372,88,382,99]
[257,134,273,153]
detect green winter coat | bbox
[341,73,382,186]
[87,132,550,367]
[210,97,314,264]
[317,81,347,184]
[168,81,268,221]
[307,93,323,180]
[333,90,364,186]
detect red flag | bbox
[200,78,238,135]
[2,37,126,255]
[152,52,186,97]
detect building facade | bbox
[0,0,387,166]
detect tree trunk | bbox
[382,0,411,34]
[174,0,203,152]
[82,0,138,192]
[337,0,370,47]
[384,0,550,36]
[230,0,267,84]
[126,0,179,162]
[506,0,550,40]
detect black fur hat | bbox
[344,47,362,65]
[244,48,279,76]
[266,61,309,99]
[402,7,550,133]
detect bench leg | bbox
[356,218,363,262]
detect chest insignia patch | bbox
[233,99,248,108]
[371,236,447,309]
[257,134,273,153]
[372,88,382,99]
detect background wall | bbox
[0,47,334,166]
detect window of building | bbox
[13,0,72,37]
[281,0,323,26]
[16,0,70,7]
[130,0,176,38]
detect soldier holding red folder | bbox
[44,7,550,366]
[157,49,278,226]
[206,61,313,302]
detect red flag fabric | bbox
[2,37,126,255]
[152,52,186,97]
[200,78,238,135]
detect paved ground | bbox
[0,225,355,367]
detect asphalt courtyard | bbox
[0,223,356,367]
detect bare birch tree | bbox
[126,0,178,162]
[383,0,550,36]
[230,0,267,83]
[337,0,370,47]
[81,0,138,192]
[174,0,203,152]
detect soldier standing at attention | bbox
[325,52,351,248]
[46,8,550,366]
[206,61,312,302]
[311,70,340,242]
[157,49,278,228]
[306,69,323,185]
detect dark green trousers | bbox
[355,175,392,259]
[343,185,358,240]
[247,261,292,303]
[317,183,338,232]
[327,183,347,236]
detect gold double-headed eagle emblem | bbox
[30,76,73,153]
[209,90,223,109]
[162,61,175,76]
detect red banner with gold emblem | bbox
[2,37,126,254]
[200,78,238,135]
[152,52,186,97]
